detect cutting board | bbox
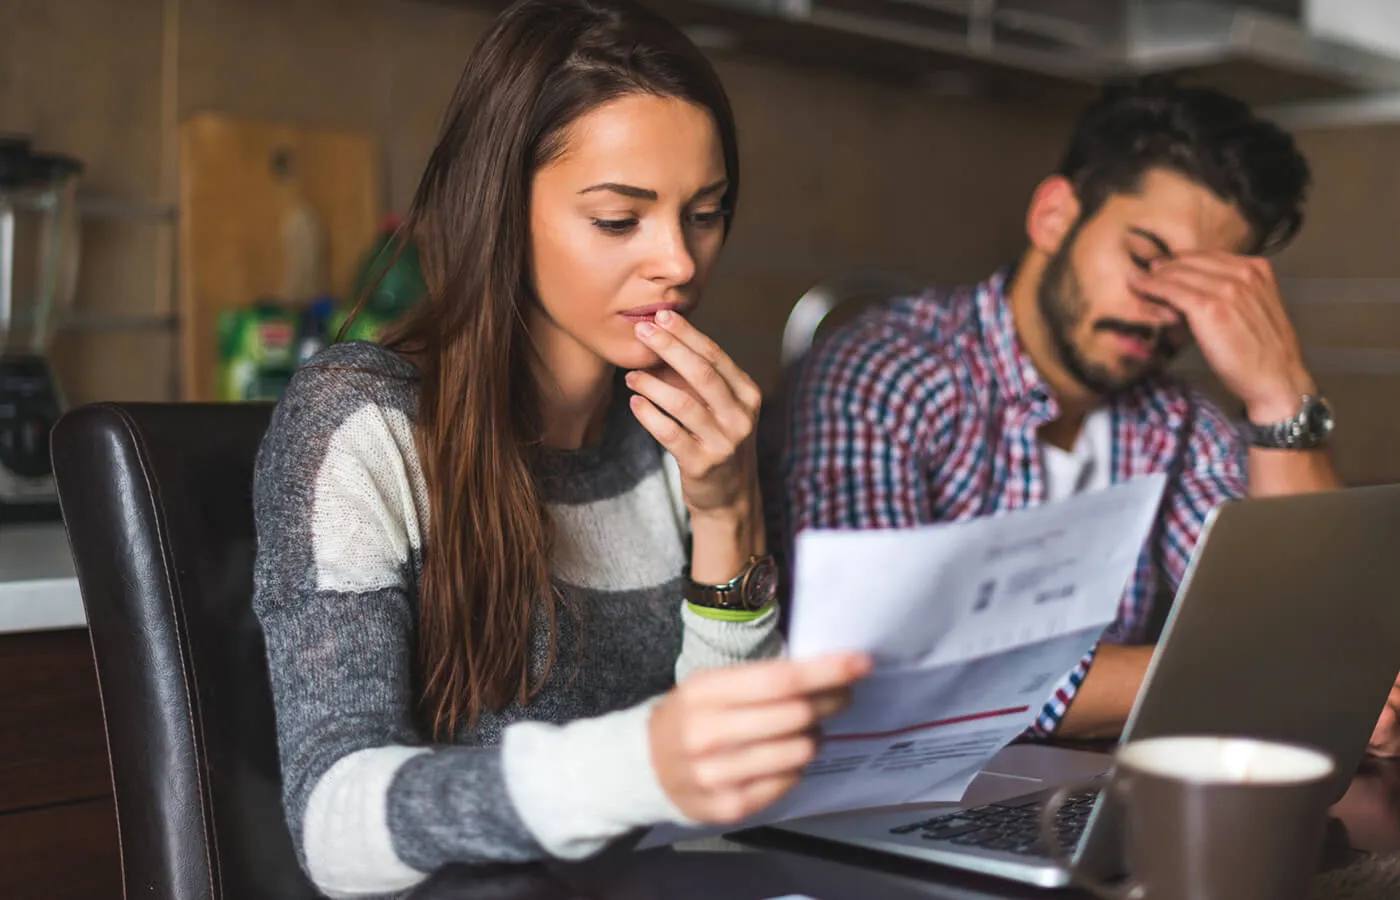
[177,112,381,401]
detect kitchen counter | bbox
[0,523,83,634]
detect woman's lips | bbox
[620,304,684,324]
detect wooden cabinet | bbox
[0,629,121,899]
[0,797,121,899]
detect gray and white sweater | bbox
[252,342,782,898]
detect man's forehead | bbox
[1105,168,1254,255]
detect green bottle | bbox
[351,216,426,323]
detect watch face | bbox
[742,556,780,610]
[1307,399,1335,442]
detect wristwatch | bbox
[684,554,780,612]
[1243,394,1335,450]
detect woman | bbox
[251,0,870,895]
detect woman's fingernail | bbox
[656,309,673,325]
[636,322,656,338]
[624,371,637,386]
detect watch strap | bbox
[683,554,776,613]
[1244,395,1333,450]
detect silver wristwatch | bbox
[1243,395,1335,450]
[683,555,780,612]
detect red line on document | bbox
[825,705,1032,742]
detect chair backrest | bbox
[759,270,918,612]
[51,402,319,900]
[777,269,919,368]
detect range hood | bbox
[652,0,1400,104]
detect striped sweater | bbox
[252,341,781,898]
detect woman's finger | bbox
[628,394,700,457]
[696,772,804,824]
[690,734,818,793]
[677,690,851,756]
[654,310,762,412]
[680,653,873,709]
[634,321,743,417]
[647,364,754,446]
[626,369,728,450]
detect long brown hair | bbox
[386,0,741,739]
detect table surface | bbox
[402,751,1400,900]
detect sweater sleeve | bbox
[675,604,783,683]
[253,362,687,898]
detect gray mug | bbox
[1039,735,1336,900]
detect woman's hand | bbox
[627,310,766,582]
[626,310,761,519]
[649,652,872,823]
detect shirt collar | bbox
[976,267,1053,407]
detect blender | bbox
[0,137,82,518]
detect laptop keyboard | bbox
[886,789,1100,857]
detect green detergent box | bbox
[218,303,299,402]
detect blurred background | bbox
[9,4,1400,897]
[4,0,1400,484]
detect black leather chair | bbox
[51,402,321,900]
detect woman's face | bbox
[528,93,729,374]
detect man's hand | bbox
[1370,675,1400,758]
[1057,645,1154,740]
[1132,253,1313,423]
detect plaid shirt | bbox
[779,269,1247,736]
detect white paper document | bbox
[641,474,1165,847]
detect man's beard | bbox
[1037,230,1181,396]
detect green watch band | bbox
[684,600,774,622]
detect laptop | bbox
[743,484,1400,887]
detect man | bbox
[780,78,1400,753]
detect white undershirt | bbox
[1041,408,1113,502]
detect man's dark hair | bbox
[1056,77,1311,255]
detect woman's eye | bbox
[591,217,639,235]
[687,209,728,229]
[1129,253,1152,273]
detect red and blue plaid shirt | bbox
[779,269,1247,736]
